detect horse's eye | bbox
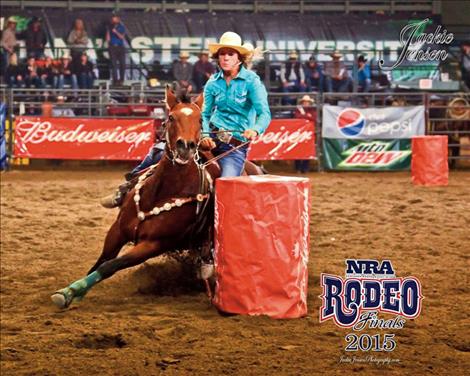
[199,118,202,124]
[168,115,174,122]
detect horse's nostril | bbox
[188,141,196,150]
[176,139,185,148]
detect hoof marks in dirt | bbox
[446,340,470,353]
[74,333,127,349]
[156,357,181,370]
[1,347,22,361]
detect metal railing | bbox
[2,0,439,14]
[2,89,469,168]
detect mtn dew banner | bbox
[322,105,425,171]
[323,139,412,170]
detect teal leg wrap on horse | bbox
[69,271,102,297]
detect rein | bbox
[199,140,251,168]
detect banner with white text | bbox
[322,139,412,171]
[248,119,316,161]
[14,117,155,160]
[13,117,315,161]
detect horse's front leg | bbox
[51,240,162,309]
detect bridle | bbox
[163,102,203,165]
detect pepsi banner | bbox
[322,139,412,171]
[322,106,425,139]
[322,105,424,171]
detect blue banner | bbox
[0,103,7,170]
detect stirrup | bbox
[100,192,122,208]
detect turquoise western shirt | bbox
[202,66,271,141]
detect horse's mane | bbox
[177,93,192,104]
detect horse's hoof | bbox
[51,288,74,309]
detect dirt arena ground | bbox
[1,168,469,375]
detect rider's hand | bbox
[200,137,216,150]
[243,129,258,140]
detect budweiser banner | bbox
[13,117,315,161]
[248,119,316,161]
[323,139,412,171]
[14,117,155,160]
[322,106,425,139]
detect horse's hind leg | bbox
[51,240,162,309]
[87,220,127,275]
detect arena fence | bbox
[1,89,469,169]
[2,0,439,14]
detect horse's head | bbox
[164,85,204,165]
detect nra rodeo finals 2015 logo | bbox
[319,260,423,364]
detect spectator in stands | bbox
[56,55,78,91]
[172,51,194,94]
[52,95,75,117]
[357,55,371,92]
[25,57,43,88]
[148,60,166,84]
[193,51,215,92]
[1,17,18,80]
[25,17,47,59]
[74,53,95,89]
[324,51,352,93]
[293,95,316,174]
[304,55,324,93]
[461,41,470,90]
[38,56,56,87]
[106,14,127,86]
[5,53,25,88]
[67,18,89,66]
[280,51,306,105]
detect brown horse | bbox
[51,86,263,309]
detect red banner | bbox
[13,117,315,161]
[14,117,155,160]
[248,119,316,161]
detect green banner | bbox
[322,139,412,171]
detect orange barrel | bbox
[213,175,311,318]
[411,135,448,186]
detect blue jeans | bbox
[215,141,248,177]
[77,72,94,89]
[325,76,353,93]
[294,160,310,173]
[130,146,164,177]
[55,74,78,90]
[281,81,307,105]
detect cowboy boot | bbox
[100,180,133,209]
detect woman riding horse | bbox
[51,31,271,309]
[100,31,271,208]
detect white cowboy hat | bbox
[7,17,18,24]
[288,51,299,59]
[299,95,315,104]
[209,31,251,56]
[179,51,190,58]
[330,50,343,58]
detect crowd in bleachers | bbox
[1,12,469,101]
[0,12,380,96]
[1,16,95,92]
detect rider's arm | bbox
[201,81,215,134]
[247,75,271,136]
